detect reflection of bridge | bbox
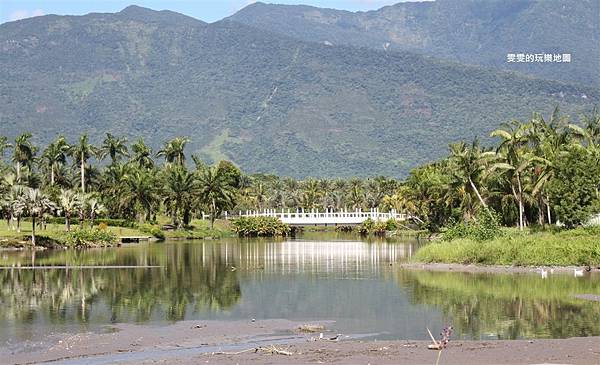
[209,240,417,274]
[238,209,407,226]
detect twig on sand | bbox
[298,324,325,333]
[212,345,293,356]
[427,326,453,365]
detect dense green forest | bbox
[1,109,598,245]
[231,0,600,86]
[0,6,597,177]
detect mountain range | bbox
[0,2,597,177]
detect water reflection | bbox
[396,270,600,340]
[0,237,598,343]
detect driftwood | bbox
[212,345,293,356]
[308,333,342,342]
[297,324,325,333]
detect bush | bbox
[358,218,397,235]
[232,217,290,237]
[64,228,118,248]
[385,219,399,231]
[138,223,165,240]
[443,210,502,242]
[357,218,375,235]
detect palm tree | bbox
[130,138,154,169]
[42,136,70,186]
[163,167,197,227]
[58,189,81,231]
[18,188,55,246]
[157,137,189,166]
[99,133,129,165]
[0,178,22,231]
[124,169,160,223]
[0,136,11,161]
[299,179,322,210]
[8,186,25,232]
[568,110,600,149]
[528,113,570,225]
[490,121,533,230]
[70,134,98,193]
[448,139,492,215]
[346,184,365,210]
[252,182,269,210]
[12,133,36,183]
[197,166,236,229]
[86,195,106,227]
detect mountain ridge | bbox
[0,5,597,178]
[229,0,599,86]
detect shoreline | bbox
[399,262,600,275]
[4,319,599,365]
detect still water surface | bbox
[1,234,599,345]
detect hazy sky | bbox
[0,1,405,24]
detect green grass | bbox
[0,218,234,248]
[415,227,600,266]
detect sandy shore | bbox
[4,319,599,365]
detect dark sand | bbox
[4,319,599,365]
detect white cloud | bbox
[9,8,44,22]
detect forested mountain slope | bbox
[230,0,599,86]
[0,6,597,177]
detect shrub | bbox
[385,219,399,231]
[64,228,118,248]
[358,218,396,236]
[138,223,165,240]
[150,227,165,240]
[232,217,290,237]
[443,210,502,242]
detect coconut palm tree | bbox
[70,134,98,193]
[17,188,56,246]
[131,138,154,169]
[58,189,82,231]
[42,136,70,186]
[197,166,236,229]
[490,121,534,230]
[99,133,129,165]
[448,139,493,215]
[528,113,570,225]
[12,133,36,183]
[299,179,322,210]
[157,137,189,166]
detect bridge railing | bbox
[232,208,407,223]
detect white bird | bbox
[540,268,548,279]
[574,268,584,277]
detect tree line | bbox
[0,108,599,243]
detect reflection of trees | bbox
[396,270,600,339]
[0,244,241,325]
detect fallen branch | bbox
[211,345,293,356]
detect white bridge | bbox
[236,208,407,226]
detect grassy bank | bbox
[0,218,233,248]
[415,228,600,266]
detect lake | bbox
[1,233,599,348]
